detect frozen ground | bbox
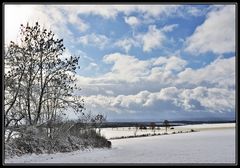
[100,123,235,139]
[5,123,236,164]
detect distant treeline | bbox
[99,120,235,128]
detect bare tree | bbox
[4,22,84,141]
[91,114,106,135]
[163,120,170,134]
[134,123,139,136]
[4,23,112,156]
[150,122,156,134]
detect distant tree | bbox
[134,123,139,136]
[163,120,170,134]
[91,114,106,134]
[150,122,156,134]
[139,124,147,131]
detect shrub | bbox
[5,125,110,158]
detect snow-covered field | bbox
[100,123,235,139]
[5,123,236,164]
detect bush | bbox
[5,127,49,157]
[5,125,110,158]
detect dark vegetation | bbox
[5,121,111,157]
[109,129,197,140]
[4,22,109,157]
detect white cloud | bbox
[141,25,165,52]
[68,13,89,32]
[186,6,205,17]
[60,5,205,21]
[74,50,94,62]
[76,53,235,117]
[78,33,109,49]
[114,23,178,53]
[114,38,139,53]
[158,87,179,100]
[177,56,235,89]
[83,86,235,115]
[136,5,180,19]
[102,53,151,83]
[124,16,140,27]
[62,5,120,19]
[84,62,99,71]
[153,56,187,71]
[185,5,235,54]
[61,5,182,20]
[75,53,189,98]
[178,87,235,112]
[76,54,189,97]
[161,24,178,32]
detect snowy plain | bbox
[4,123,236,164]
[100,123,235,139]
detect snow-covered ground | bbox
[100,123,235,139]
[5,123,236,164]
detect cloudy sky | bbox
[4,4,236,121]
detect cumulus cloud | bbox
[153,56,187,72]
[75,52,235,119]
[177,56,235,89]
[83,86,235,116]
[78,33,109,49]
[135,24,179,52]
[124,16,140,27]
[140,25,165,52]
[185,5,235,54]
[75,53,190,97]
[68,13,89,32]
[102,53,151,83]
[113,23,179,53]
[178,87,235,113]
[101,53,187,85]
[114,38,140,53]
